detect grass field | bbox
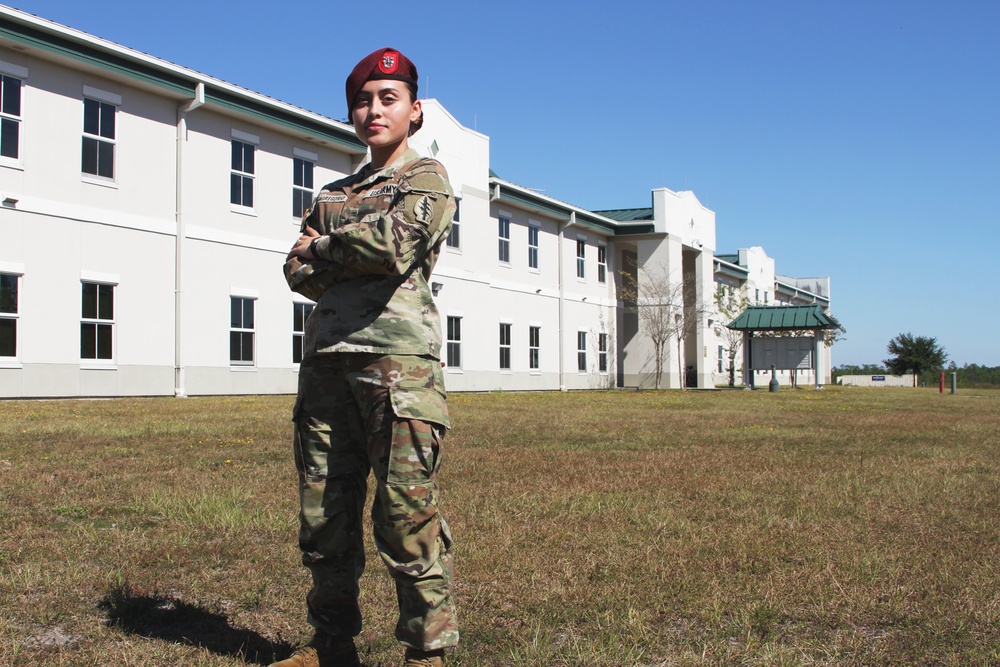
[1,386,999,666]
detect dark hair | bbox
[406,83,423,136]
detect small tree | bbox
[884,332,947,378]
[620,265,706,389]
[714,284,751,387]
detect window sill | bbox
[0,159,24,171]
[82,175,118,189]
[231,205,257,217]
[445,246,462,254]
[230,364,257,371]
[0,360,22,369]
[445,367,463,374]
[81,363,116,370]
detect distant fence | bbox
[837,374,916,387]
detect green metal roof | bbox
[593,208,654,221]
[727,305,841,331]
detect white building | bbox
[0,6,832,398]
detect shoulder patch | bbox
[414,195,434,224]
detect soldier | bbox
[272,48,458,667]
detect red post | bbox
[939,371,945,393]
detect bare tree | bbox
[620,265,706,389]
[714,284,751,387]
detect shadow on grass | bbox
[98,585,292,665]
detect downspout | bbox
[174,82,205,398]
[558,211,575,391]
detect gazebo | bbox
[727,305,842,389]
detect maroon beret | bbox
[345,47,418,114]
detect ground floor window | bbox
[598,333,608,372]
[230,296,255,366]
[577,331,587,372]
[499,322,511,371]
[447,316,462,369]
[81,281,114,361]
[529,325,540,370]
[292,302,313,364]
[0,272,18,358]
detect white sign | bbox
[751,336,814,370]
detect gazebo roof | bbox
[727,305,841,331]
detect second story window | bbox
[597,245,607,284]
[231,138,255,209]
[576,238,586,279]
[498,214,511,263]
[82,97,116,179]
[292,156,314,219]
[0,73,22,161]
[446,198,461,249]
[528,225,539,270]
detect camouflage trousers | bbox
[292,353,459,651]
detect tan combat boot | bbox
[268,632,360,667]
[402,647,445,667]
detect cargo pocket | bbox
[388,385,450,431]
[385,385,449,485]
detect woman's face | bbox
[351,79,421,153]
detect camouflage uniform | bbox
[286,149,458,651]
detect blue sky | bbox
[15,0,1000,366]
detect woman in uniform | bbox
[272,47,458,667]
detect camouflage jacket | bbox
[293,149,454,359]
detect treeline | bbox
[833,363,1000,387]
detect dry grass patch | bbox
[1,388,1000,665]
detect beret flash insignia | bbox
[379,51,399,74]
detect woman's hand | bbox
[287,226,321,261]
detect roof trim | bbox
[490,178,658,236]
[775,278,830,305]
[0,8,366,153]
[714,258,748,281]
